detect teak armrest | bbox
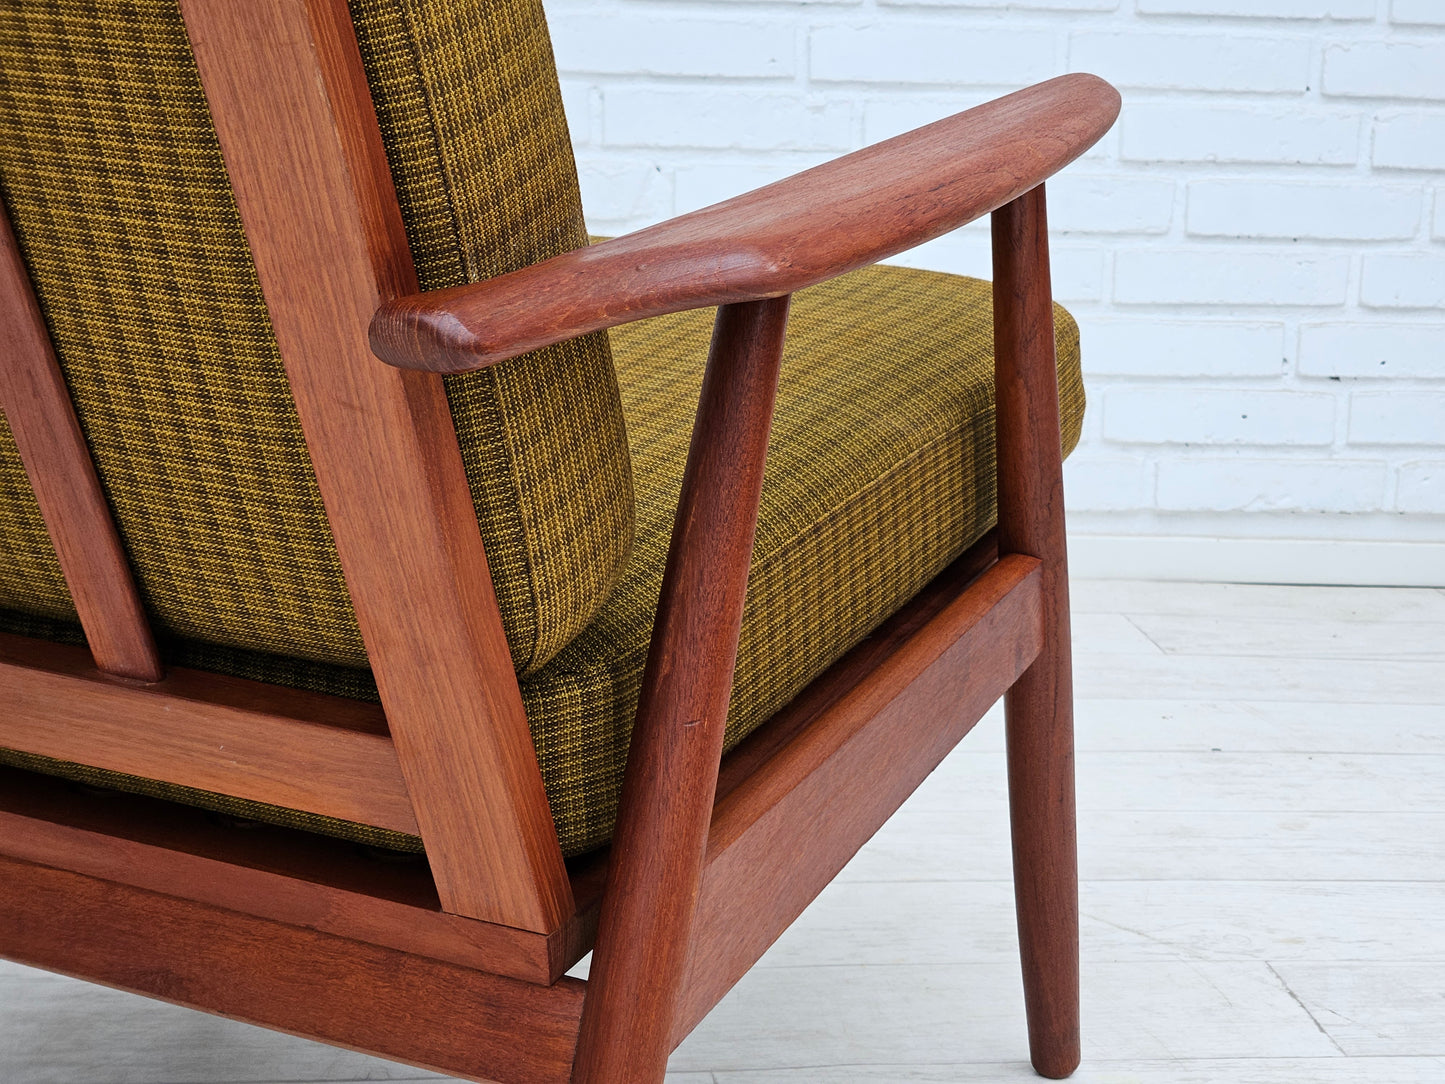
[369,73,1120,374]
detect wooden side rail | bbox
[0,195,162,683]
[0,766,582,984]
[0,855,585,1084]
[0,632,417,834]
[370,74,1120,374]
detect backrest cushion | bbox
[0,0,633,676]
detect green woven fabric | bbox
[0,0,632,676]
[0,416,73,624]
[2,262,1084,856]
[521,266,1084,853]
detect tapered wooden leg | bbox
[991,186,1081,1080]
[572,296,792,1084]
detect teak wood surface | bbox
[0,195,162,683]
[0,631,418,834]
[177,0,573,932]
[369,73,1119,374]
[0,0,1119,1078]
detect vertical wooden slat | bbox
[0,196,163,683]
[177,0,574,931]
[991,184,1081,1080]
[573,296,792,1084]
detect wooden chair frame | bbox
[0,2,1120,1080]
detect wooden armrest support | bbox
[369,73,1119,374]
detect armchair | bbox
[0,1,1119,1081]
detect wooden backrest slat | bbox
[177,0,573,930]
[0,197,163,684]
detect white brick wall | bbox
[548,0,1445,584]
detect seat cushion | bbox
[522,265,1084,854]
[0,0,632,676]
[3,261,1083,857]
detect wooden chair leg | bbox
[992,185,1081,1080]
[572,296,792,1084]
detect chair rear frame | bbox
[0,1,1100,1080]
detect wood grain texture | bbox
[0,855,586,1084]
[0,765,577,984]
[675,556,1045,1046]
[178,0,573,929]
[992,186,1080,1080]
[0,195,162,682]
[573,297,792,1084]
[370,74,1120,374]
[0,631,417,833]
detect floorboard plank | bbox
[753,880,1445,967]
[669,960,1337,1072]
[905,750,1445,814]
[839,807,1445,882]
[1127,614,1445,660]
[1271,964,1445,1057]
[1071,581,1445,623]
[710,1057,1445,1082]
[1073,652,1445,703]
[970,699,1445,754]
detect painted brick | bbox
[1349,392,1445,445]
[1114,251,1351,307]
[672,156,836,215]
[1070,32,1310,94]
[1123,103,1360,166]
[1373,113,1445,172]
[551,16,794,79]
[1104,390,1337,445]
[810,25,1059,86]
[1138,0,1373,15]
[885,228,1105,302]
[1299,324,1445,379]
[1062,455,1155,512]
[1392,0,1445,26]
[1079,319,1286,378]
[862,95,994,144]
[553,0,1445,546]
[1048,175,1175,235]
[574,156,673,227]
[558,80,593,146]
[1397,461,1445,513]
[1324,43,1445,101]
[605,89,853,151]
[1187,181,1422,242]
[1157,458,1388,513]
[1361,255,1445,309]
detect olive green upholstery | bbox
[0,0,633,676]
[0,2,1086,858]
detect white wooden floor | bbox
[3,578,1444,1083]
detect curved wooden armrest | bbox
[369,73,1119,374]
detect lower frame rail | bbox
[0,855,585,1084]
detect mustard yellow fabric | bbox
[0,0,632,676]
[523,267,1084,853]
[1,264,1085,856]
